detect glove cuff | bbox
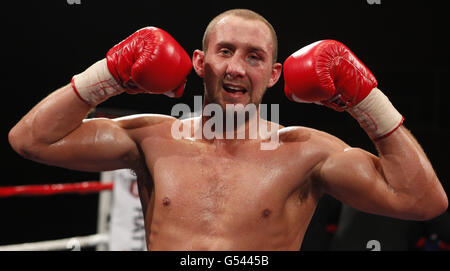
[348,87,404,140]
[71,59,125,106]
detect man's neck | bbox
[197,103,263,145]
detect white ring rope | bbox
[0,233,109,251]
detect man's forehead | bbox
[210,16,273,50]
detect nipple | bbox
[162,197,171,206]
[262,208,271,218]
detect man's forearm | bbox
[374,126,447,216]
[9,84,92,150]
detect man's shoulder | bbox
[278,125,329,141]
[113,113,177,130]
[278,125,348,150]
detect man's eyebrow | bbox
[215,41,268,55]
[249,46,268,56]
[215,41,235,49]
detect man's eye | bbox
[219,49,232,56]
[247,54,262,65]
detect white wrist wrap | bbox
[71,59,125,106]
[348,88,404,140]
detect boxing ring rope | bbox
[0,181,113,197]
[0,233,110,251]
[0,176,114,251]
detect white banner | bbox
[109,169,147,251]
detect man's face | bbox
[194,16,282,109]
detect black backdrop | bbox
[2,0,449,249]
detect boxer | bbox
[8,9,447,250]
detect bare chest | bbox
[154,153,285,213]
[141,137,318,219]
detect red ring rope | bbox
[0,181,113,197]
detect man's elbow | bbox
[8,125,39,160]
[428,194,448,220]
[9,126,22,154]
[426,178,449,220]
[415,191,448,221]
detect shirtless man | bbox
[8,9,448,250]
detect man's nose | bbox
[225,55,246,79]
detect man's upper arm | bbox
[25,114,174,172]
[313,138,412,220]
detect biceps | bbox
[30,119,139,172]
[318,148,407,218]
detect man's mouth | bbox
[222,83,248,94]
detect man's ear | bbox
[193,50,205,78]
[267,62,282,88]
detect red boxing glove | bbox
[107,27,192,97]
[284,40,403,140]
[72,27,192,106]
[283,40,377,111]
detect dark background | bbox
[2,0,449,250]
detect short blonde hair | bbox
[202,9,278,63]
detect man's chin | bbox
[222,100,253,110]
[204,93,258,111]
